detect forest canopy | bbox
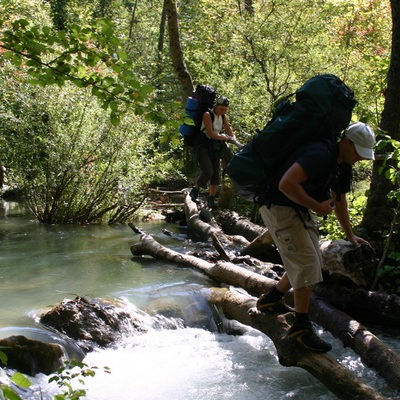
[0,0,393,224]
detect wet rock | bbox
[0,335,63,376]
[40,297,148,351]
[321,240,378,287]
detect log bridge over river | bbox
[130,192,400,400]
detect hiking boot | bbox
[190,187,200,202]
[256,294,293,314]
[207,195,218,210]
[288,326,332,353]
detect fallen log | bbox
[214,209,280,261]
[184,194,254,259]
[208,287,388,400]
[313,284,400,327]
[184,193,222,242]
[130,234,400,390]
[215,209,266,241]
[212,206,400,328]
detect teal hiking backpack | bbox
[179,85,217,147]
[225,74,357,202]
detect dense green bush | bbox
[0,65,177,224]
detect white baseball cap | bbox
[344,122,375,160]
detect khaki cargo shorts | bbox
[259,204,323,289]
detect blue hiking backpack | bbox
[225,74,357,202]
[179,85,217,147]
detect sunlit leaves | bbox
[0,17,153,126]
[1,386,23,400]
[377,135,400,201]
[10,373,31,389]
[0,351,31,400]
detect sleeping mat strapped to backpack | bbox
[225,74,357,202]
[179,85,217,147]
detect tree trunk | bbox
[362,0,400,237]
[164,0,194,97]
[130,233,400,396]
[158,1,167,54]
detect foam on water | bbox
[33,321,342,400]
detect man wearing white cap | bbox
[256,121,375,353]
[344,122,375,160]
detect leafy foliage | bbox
[49,360,110,400]
[0,351,109,400]
[319,189,369,241]
[0,0,392,225]
[0,64,174,224]
[0,350,31,400]
[1,17,152,126]
[367,135,400,294]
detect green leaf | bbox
[116,51,128,61]
[3,51,14,60]
[110,111,120,126]
[98,19,115,38]
[12,19,29,30]
[42,26,51,36]
[11,372,31,389]
[109,101,118,111]
[1,386,22,400]
[11,54,22,68]
[26,59,39,67]
[76,65,87,78]
[0,351,8,364]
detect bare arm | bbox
[333,191,371,246]
[202,112,231,141]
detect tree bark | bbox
[184,193,253,252]
[313,284,400,327]
[215,209,267,241]
[164,0,194,97]
[362,0,400,237]
[130,233,400,396]
[208,288,388,400]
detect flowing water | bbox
[0,199,399,400]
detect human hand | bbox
[348,235,372,248]
[227,137,244,148]
[317,199,335,216]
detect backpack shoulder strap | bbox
[209,108,226,124]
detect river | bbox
[0,199,399,400]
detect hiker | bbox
[189,96,236,209]
[256,121,375,353]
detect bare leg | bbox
[209,184,218,197]
[293,286,312,313]
[275,272,292,293]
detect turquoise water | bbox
[0,200,398,400]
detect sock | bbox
[263,285,284,303]
[292,312,312,331]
